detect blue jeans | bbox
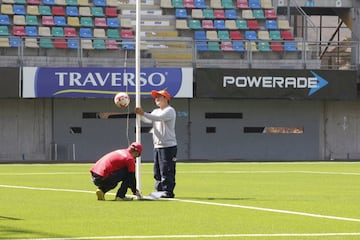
[153,146,177,193]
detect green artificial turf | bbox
[0,162,360,239]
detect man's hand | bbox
[134,189,143,199]
[135,107,144,116]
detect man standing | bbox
[90,142,143,201]
[135,89,177,198]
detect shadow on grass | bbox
[0,224,68,239]
[0,216,22,221]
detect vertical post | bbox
[135,0,142,193]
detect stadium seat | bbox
[64,27,77,37]
[54,16,67,26]
[270,41,283,52]
[253,9,265,19]
[27,0,41,4]
[222,0,234,8]
[269,30,281,40]
[67,16,80,26]
[214,10,225,19]
[210,0,222,9]
[265,20,278,30]
[218,30,229,40]
[94,17,107,27]
[192,9,203,19]
[107,18,119,28]
[54,38,67,48]
[0,15,10,25]
[91,7,104,17]
[81,39,93,49]
[9,37,21,47]
[220,41,233,51]
[121,29,134,39]
[237,0,248,8]
[278,19,290,29]
[194,0,206,8]
[78,0,90,5]
[160,0,173,8]
[26,15,39,25]
[67,38,79,48]
[1,5,14,15]
[13,15,26,25]
[105,7,118,17]
[206,30,217,40]
[122,39,135,50]
[3,0,15,3]
[39,37,54,48]
[13,26,26,36]
[246,41,257,51]
[176,19,189,29]
[261,0,272,8]
[225,20,237,29]
[183,0,195,8]
[264,9,277,19]
[202,20,214,29]
[236,19,248,29]
[66,0,78,5]
[93,0,106,7]
[247,20,259,30]
[52,6,65,16]
[229,30,242,40]
[80,16,93,27]
[25,38,39,48]
[79,7,91,16]
[13,5,26,15]
[248,0,260,8]
[214,20,226,29]
[79,27,92,38]
[51,27,64,37]
[244,30,257,40]
[39,5,52,15]
[42,16,55,26]
[0,37,10,47]
[202,9,214,19]
[176,9,188,19]
[105,39,119,50]
[258,30,270,40]
[107,0,118,6]
[284,41,297,51]
[189,19,202,29]
[172,0,184,8]
[0,26,9,36]
[93,39,106,49]
[207,41,220,51]
[281,31,294,40]
[93,28,105,38]
[196,41,208,51]
[242,9,254,19]
[55,0,66,5]
[258,41,270,51]
[225,9,237,20]
[194,30,206,40]
[27,6,40,16]
[38,26,51,36]
[25,26,38,36]
[66,6,79,16]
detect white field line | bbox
[11,232,360,240]
[1,184,360,223]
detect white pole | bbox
[135,0,142,193]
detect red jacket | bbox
[90,149,136,178]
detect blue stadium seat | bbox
[122,39,135,50]
[245,30,257,40]
[13,5,26,15]
[225,9,237,19]
[9,37,21,48]
[194,0,206,8]
[54,16,67,26]
[0,15,10,25]
[232,40,245,51]
[176,9,188,19]
[196,41,208,51]
[284,41,297,51]
[42,0,55,5]
[93,0,106,6]
[265,20,278,30]
[107,18,119,28]
[194,30,206,40]
[67,38,79,49]
[248,0,260,8]
[79,28,92,38]
[214,20,226,29]
[25,26,38,37]
[66,6,79,17]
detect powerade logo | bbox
[34,67,183,98]
[223,71,328,96]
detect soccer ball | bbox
[114,92,130,108]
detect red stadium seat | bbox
[270,41,283,52]
[264,9,277,19]
[42,16,55,26]
[64,27,77,37]
[281,30,294,40]
[121,29,134,39]
[94,17,107,27]
[105,7,118,17]
[214,9,225,19]
[237,0,249,8]
[247,19,259,30]
[202,20,214,29]
[13,26,26,36]
[229,30,242,40]
[184,0,195,8]
[52,6,65,16]
[105,39,119,50]
[54,38,68,48]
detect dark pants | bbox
[154,146,177,194]
[91,168,130,198]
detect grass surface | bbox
[0,162,360,239]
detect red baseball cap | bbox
[151,89,171,101]
[130,142,143,154]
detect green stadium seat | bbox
[52,27,64,37]
[189,20,202,29]
[39,6,52,16]
[207,41,220,51]
[236,19,248,29]
[269,30,282,40]
[26,15,39,25]
[39,38,54,48]
[93,39,106,49]
[0,26,9,36]
[91,7,104,17]
[107,28,120,39]
[80,17,93,27]
[258,41,271,51]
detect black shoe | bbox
[161,191,175,198]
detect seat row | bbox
[2,0,117,7]
[0,25,132,39]
[161,0,272,9]
[1,4,118,17]
[176,8,277,20]
[196,40,298,52]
